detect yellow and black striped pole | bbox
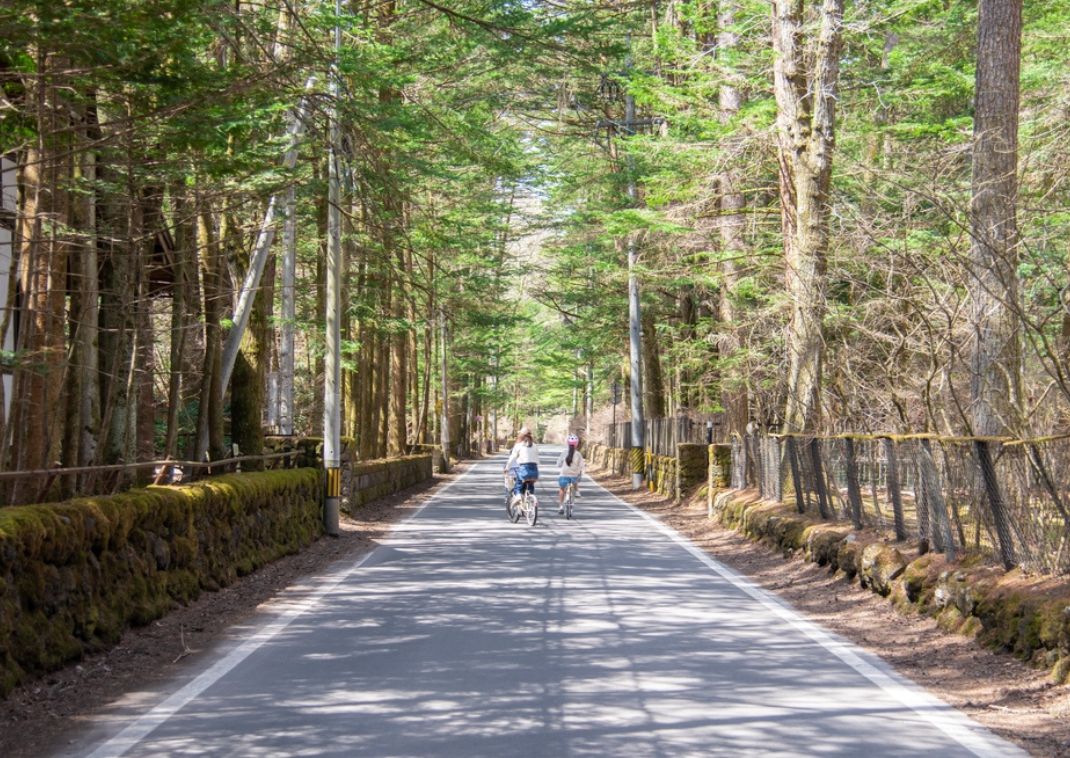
[324,464,341,536]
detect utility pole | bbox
[623,70,645,490]
[439,306,451,472]
[323,0,342,536]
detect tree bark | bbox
[195,199,225,461]
[642,312,666,418]
[968,0,1023,437]
[772,0,845,433]
[10,56,70,501]
[717,0,749,437]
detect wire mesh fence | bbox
[604,416,723,456]
[739,433,1070,575]
[596,417,1070,575]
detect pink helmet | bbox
[566,434,580,446]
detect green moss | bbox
[959,615,983,638]
[1050,656,1070,685]
[900,555,936,606]
[0,467,324,692]
[937,605,965,633]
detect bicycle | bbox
[505,474,538,526]
[562,480,577,520]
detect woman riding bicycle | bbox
[505,427,540,505]
[556,434,585,514]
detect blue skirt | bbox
[512,463,539,494]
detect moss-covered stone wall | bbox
[585,443,631,478]
[411,444,447,473]
[347,454,434,510]
[677,444,708,492]
[0,468,323,696]
[585,443,683,499]
[707,488,1070,685]
[645,451,676,497]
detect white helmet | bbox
[566,434,580,446]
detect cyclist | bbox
[556,434,585,514]
[505,427,540,505]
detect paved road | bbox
[71,448,1023,757]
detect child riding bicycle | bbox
[504,427,540,506]
[556,433,585,514]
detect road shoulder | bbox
[587,468,1070,758]
[0,460,477,758]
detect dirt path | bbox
[0,462,474,758]
[589,470,1070,757]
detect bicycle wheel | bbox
[565,486,574,520]
[525,493,538,526]
[508,492,522,523]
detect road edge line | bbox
[585,473,1025,758]
[84,462,478,758]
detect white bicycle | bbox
[505,474,538,526]
[562,480,577,520]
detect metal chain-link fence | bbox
[739,433,1070,576]
[605,416,721,456]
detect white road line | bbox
[587,474,1025,758]
[86,464,477,758]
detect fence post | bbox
[786,437,806,514]
[730,434,745,489]
[918,439,955,561]
[768,436,783,502]
[810,438,832,519]
[973,439,1017,570]
[843,437,864,529]
[749,433,764,495]
[882,438,907,541]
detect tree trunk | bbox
[717,0,749,437]
[642,312,666,418]
[10,59,70,501]
[772,0,845,433]
[164,180,193,458]
[968,0,1023,437]
[195,200,225,461]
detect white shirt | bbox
[506,443,540,469]
[556,449,584,478]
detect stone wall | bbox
[585,442,699,500]
[412,443,447,473]
[263,436,434,506]
[707,488,1070,684]
[645,451,676,497]
[347,454,434,510]
[585,443,631,478]
[676,444,708,499]
[0,469,323,695]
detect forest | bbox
[0,0,1066,505]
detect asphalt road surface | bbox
[69,447,1024,757]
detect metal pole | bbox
[439,306,451,472]
[624,81,645,489]
[323,0,342,536]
